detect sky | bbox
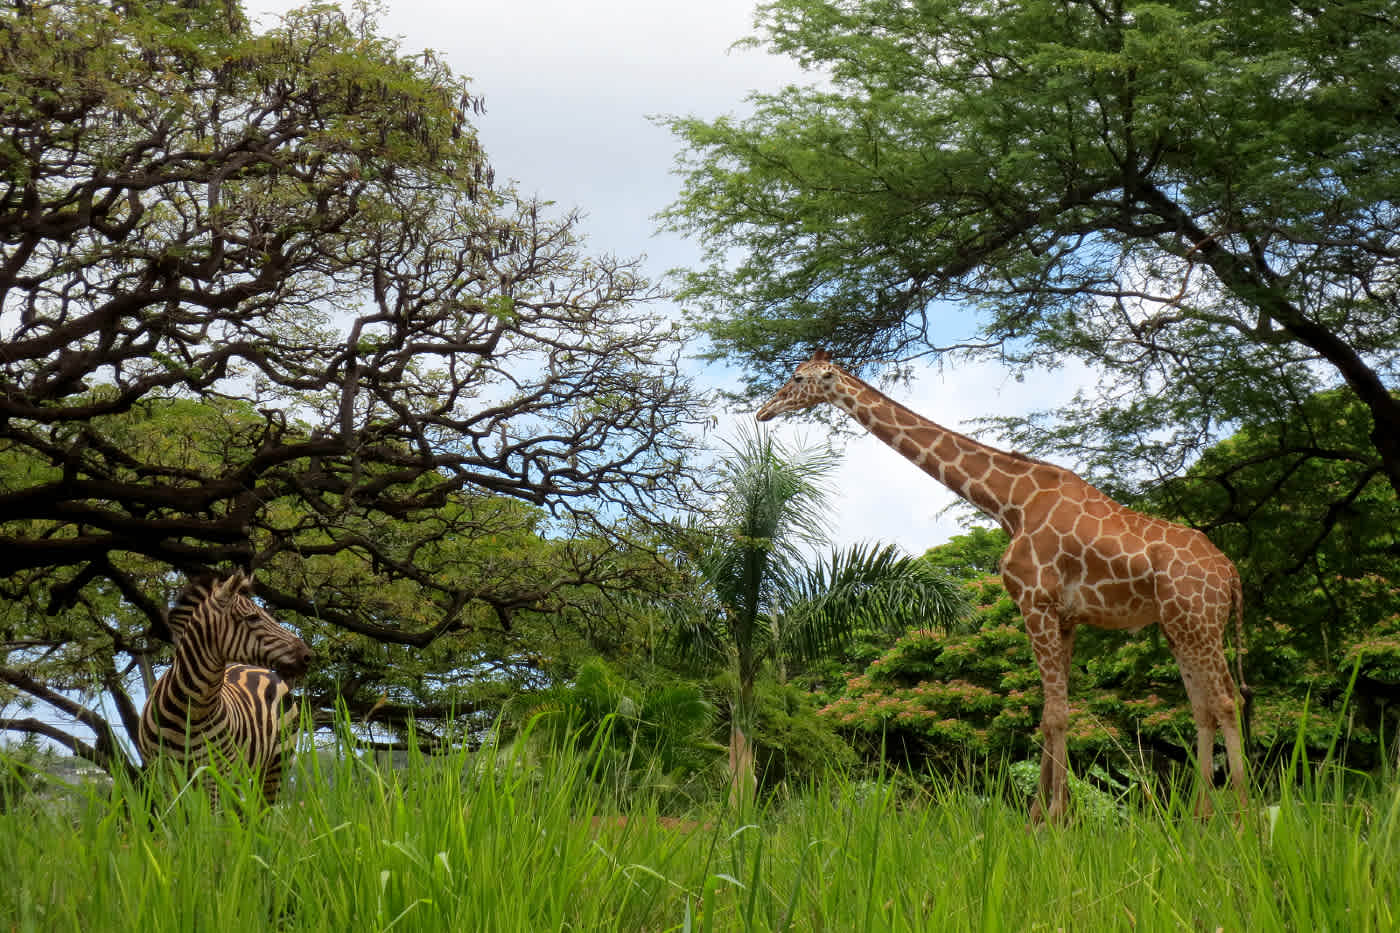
[250,0,1088,556]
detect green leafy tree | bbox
[664,425,968,800]
[921,526,1008,582]
[0,396,678,774]
[821,577,1044,771]
[0,2,702,770]
[664,0,1400,534]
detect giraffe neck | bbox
[828,370,1034,532]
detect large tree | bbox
[0,1,702,769]
[664,0,1400,515]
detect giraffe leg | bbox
[1222,710,1248,811]
[1025,611,1074,825]
[1207,665,1247,812]
[1168,640,1218,819]
[1177,652,1245,818]
[1162,579,1248,820]
[1193,706,1217,819]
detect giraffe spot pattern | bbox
[756,351,1250,823]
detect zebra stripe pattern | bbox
[139,571,313,802]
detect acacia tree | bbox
[664,0,1400,521]
[0,1,703,771]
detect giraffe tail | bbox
[1230,569,1250,697]
[1231,568,1254,750]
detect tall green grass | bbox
[2,731,1396,932]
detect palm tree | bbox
[667,425,970,805]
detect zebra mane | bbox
[149,571,251,644]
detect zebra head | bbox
[165,571,313,681]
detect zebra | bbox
[139,571,313,802]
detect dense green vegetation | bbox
[2,730,1397,932]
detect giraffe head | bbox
[755,349,843,421]
[163,571,313,681]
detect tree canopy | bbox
[0,1,702,767]
[664,0,1400,508]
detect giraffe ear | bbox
[811,348,830,362]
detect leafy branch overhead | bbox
[1,0,701,604]
[664,0,1400,503]
[0,1,702,767]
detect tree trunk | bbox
[728,720,756,811]
[728,674,757,811]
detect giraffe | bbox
[756,349,1248,823]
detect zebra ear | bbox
[208,571,249,609]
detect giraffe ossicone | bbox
[758,349,1248,823]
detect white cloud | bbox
[247,1,1094,553]
[252,0,800,240]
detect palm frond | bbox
[716,422,838,574]
[780,542,973,664]
[662,424,842,673]
[665,606,733,673]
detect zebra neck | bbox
[158,636,229,723]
